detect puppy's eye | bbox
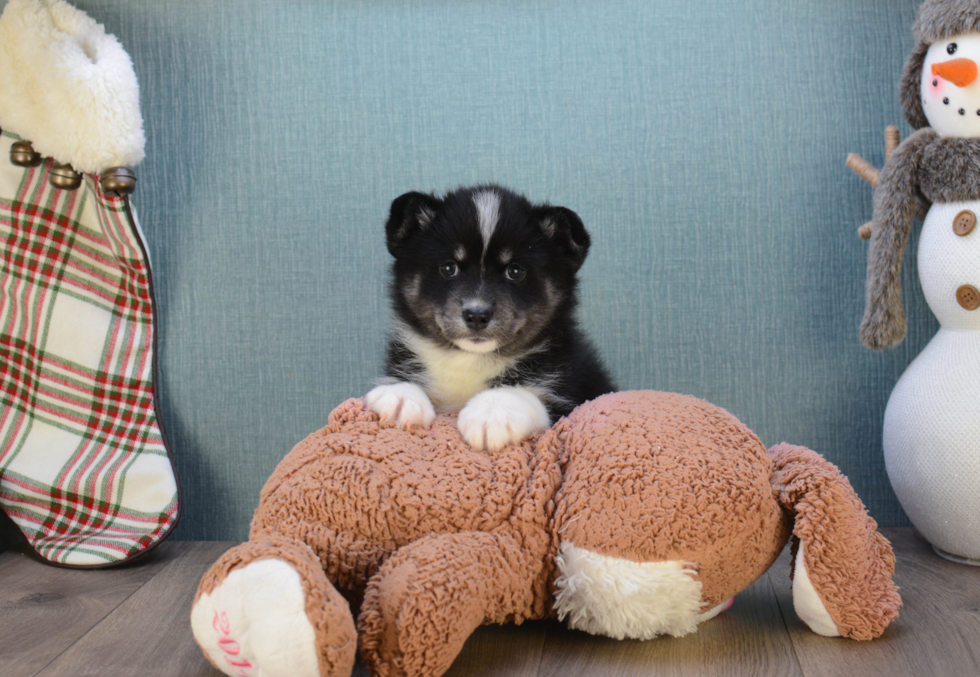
[505,264,526,282]
[439,261,459,278]
[948,43,958,55]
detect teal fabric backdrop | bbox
[1,0,931,541]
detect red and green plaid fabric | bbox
[0,131,179,567]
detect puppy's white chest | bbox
[409,338,514,412]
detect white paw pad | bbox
[457,387,550,451]
[365,382,435,430]
[191,559,320,677]
[553,541,705,639]
[792,542,841,637]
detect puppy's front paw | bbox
[457,387,550,452]
[365,382,436,430]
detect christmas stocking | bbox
[0,0,179,567]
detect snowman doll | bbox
[860,0,980,564]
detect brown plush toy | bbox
[191,391,900,677]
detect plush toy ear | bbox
[533,206,591,270]
[385,191,442,257]
[768,443,901,640]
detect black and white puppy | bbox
[365,185,615,451]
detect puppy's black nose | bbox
[462,307,492,331]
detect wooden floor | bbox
[1,528,978,677]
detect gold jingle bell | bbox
[10,140,42,167]
[100,167,137,197]
[50,163,82,191]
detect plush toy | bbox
[190,390,899,677]
[850,0,980,564]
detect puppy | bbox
[366,185,615,451]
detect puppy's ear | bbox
[535,206,591,270]
[385,192,442,256]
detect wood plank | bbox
[0,543,175,677]
[350,621,548,677]
[536,565,803,677]
[346,605,549,676]
[771,527,980,677]
[19,539,546,677]
[442,621,548,677]
[8,529,972,677]
[34,541,235,677]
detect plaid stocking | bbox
[0,133,179,566]
[0,0,179,567]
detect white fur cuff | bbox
[0,0,145,174]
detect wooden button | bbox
[953,210,976,236]
[956,284,980,310]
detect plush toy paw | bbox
[457,386,550,451]
[769,443,901,640]
[365,381,435,430]
[792,542,841,637]
[554,541,710,639]
[191,558,323,677]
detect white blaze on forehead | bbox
[473,190,501,247]
[454,244,467,261]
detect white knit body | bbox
[884,200,980,562]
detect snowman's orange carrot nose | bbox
[932,58,978,87]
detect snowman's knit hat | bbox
[913,0,980,44]
[899,0,980,128]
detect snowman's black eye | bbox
[948,43,958,55]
